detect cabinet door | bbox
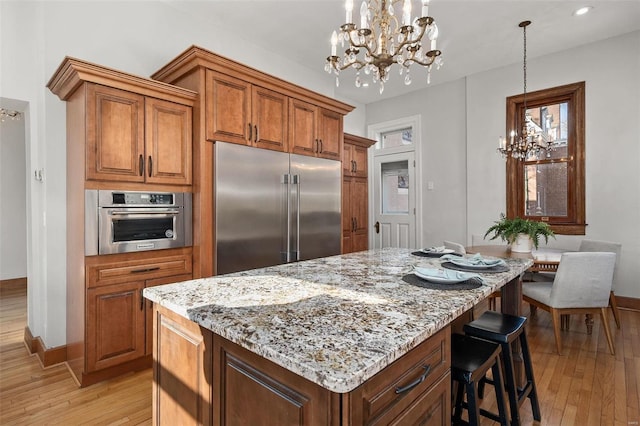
[352,178,369,252]
[86,83,145,182]
[343,144,354,176]
[385,373,451,426]
[146,97,192,185]
[86,281,145,372]
[252,86,288,152]
[216,337,332,425]
[352,144,369,178]
[205,70,251,145]
[145,273,193,355]
[317,108,342,161]
[342,177,353,254]
[288,98,318,156]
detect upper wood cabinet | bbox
[289,98,342,161]
[85,83,192,185]
[343,139,369,178]
[206,70,288,152]
[48,57,196,188]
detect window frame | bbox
[506,81,586,235]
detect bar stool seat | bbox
[451,333,509,426]
[464,311,541,426]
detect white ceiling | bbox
[164,0,640,105]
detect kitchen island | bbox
[144,248,532,425]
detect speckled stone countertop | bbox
[144,248,532,393]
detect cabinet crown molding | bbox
[47,57,197,105]
[152,45,354,115]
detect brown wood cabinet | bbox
[48,57,197,386]
[289,98,342,161]
[75,248,194,386]
[206,71,288,152]
[151,45,354,277]
[85,83,192,185]
[152,304,451,425]
[342,134,376,254]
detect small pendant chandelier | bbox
[325,0,443,94]
[497,21,554,160]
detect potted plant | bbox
[484,214,555,252]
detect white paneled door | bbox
[372,152,416,249]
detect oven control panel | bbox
[111,192,174,206]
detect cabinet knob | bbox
[139,155,144,176]
[254,125,258,143]
[148,156,153,177]
[319,139,323,153]
[248,123,253,141]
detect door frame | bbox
[367,115,423,249]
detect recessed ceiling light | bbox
[574,6,593,16]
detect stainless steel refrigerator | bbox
[215,142,341,275]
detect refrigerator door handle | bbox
[283,173,291,263]
[293,174,300,261]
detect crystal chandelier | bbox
[0,108,22,122]
[325,0,443,94]
[497,21,553,160]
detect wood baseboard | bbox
[617,295,640,311]
[23,326,67,367]
[0,277,27,291]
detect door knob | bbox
[375,221,380,234]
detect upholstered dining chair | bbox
[522,252,617,355]
[443,240,466,255]
[578,239,622,329]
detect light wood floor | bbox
[1,283,639,425]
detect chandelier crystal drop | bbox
[497,21,554,160]
[325,0,443,93]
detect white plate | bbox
[421,248,455,254]
[448,258,503,269]
[413,267,474,284]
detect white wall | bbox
[365,31,640,299]
[366,78,468,248]
[0,102,28,280]
[467,31,640,298]
[0,1,365,349]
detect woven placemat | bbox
[441,262,509,273]
[402,274,483,290]
[411,251,463,258]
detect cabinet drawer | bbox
[385,372,451,426]
[350,326,450,425]
[87,252,192,288]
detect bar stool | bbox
[451,333,509,426]
[463,311,541,426]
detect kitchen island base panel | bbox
[152,304,452,425]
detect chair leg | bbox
[452,380,465,425]
[519,331,542,421]
[551,309,563,355]
[599,308,616,355]
[490,360,509,426]
[498,344,521,426]
[609,291,621,329]
[466,381,481,426]
[585,314,594,335]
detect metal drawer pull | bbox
[395,364,431,394]
[131,266,161,274]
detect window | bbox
[379,128,412,149]
[506,82,586,235]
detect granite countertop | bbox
[143,248,532,393]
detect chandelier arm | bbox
[335,59,367,72]
[344,29,377,58]
[410,55,437,67]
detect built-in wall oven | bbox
[85,190,192,255]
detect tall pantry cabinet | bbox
[342,133,376,254]
[47,57,196,387]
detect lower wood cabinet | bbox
[152,304,451,425]
[68,247,192,387]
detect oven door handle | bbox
[108,209,181,216]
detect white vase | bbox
[511,233,533,253]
